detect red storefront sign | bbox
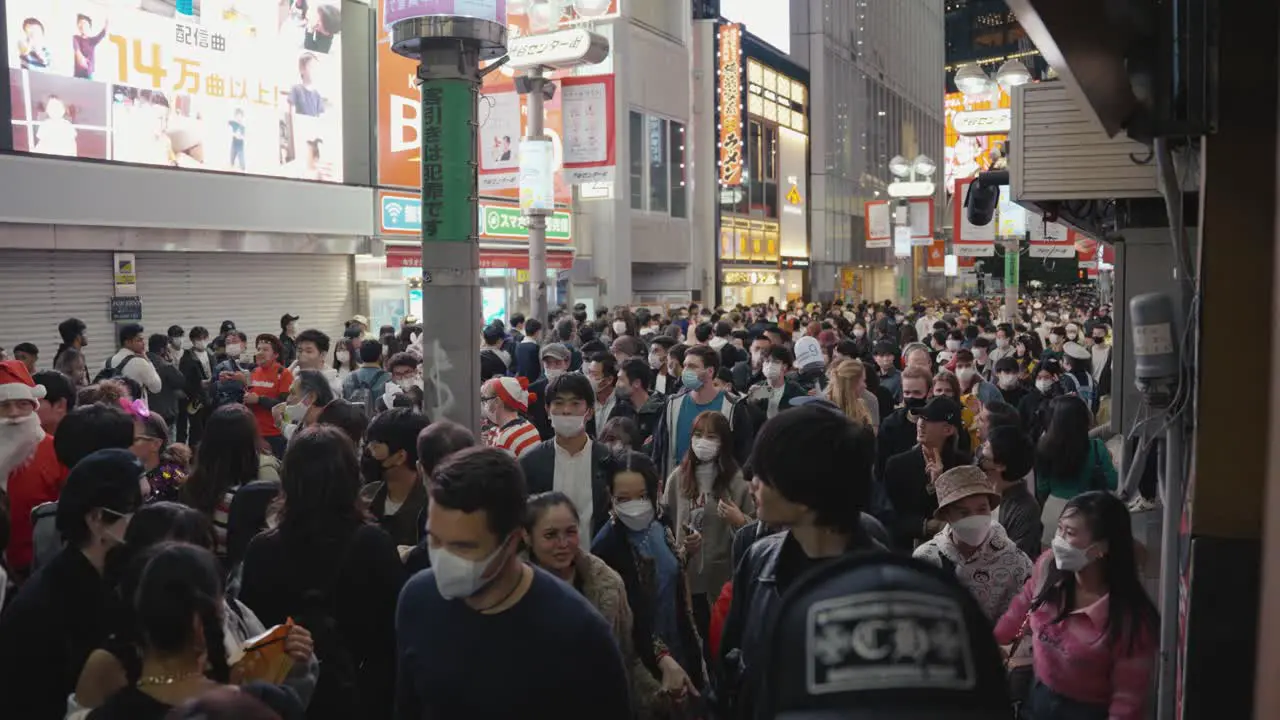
[386,247,576,270]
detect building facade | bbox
[793,0,946,304]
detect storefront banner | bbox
[717,23,744,186]
[865,200,891,249]
[7,0,344,181]
[378,191,572,243]
[386,246,575,269]
[519,139,555,212]
[927,239,946,274]
[953,178,996,257]
[1028,215,1076,258]
[909,199,933,246]
[383,0,507,27]
[944,89,1010,196]
[481,204,572,242]
[478,86,566,193]
[561,75,616,183]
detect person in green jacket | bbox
[1034,395,1117,545]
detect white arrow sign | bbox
[507,28,610,70]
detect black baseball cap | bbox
[756,553,1011,719]
[907,396,962,426]
[281,314,300,330]
[219,320,237,335]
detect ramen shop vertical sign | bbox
[718,23,744,186]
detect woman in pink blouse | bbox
[995,491,1158,720]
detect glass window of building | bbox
[629,111,643,210]
[647,115,668,212]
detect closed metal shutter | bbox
[0,250,354,375]
[0,250,117,372]
[134,252,355,347]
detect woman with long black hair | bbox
[86,543,302,720]
[180,404,262,563]
[238,424,405,720]
[995,491,1157,719]
[1033,396,1117,546]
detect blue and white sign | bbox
[382,194,423,234]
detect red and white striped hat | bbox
[0,360,46,406]
[487,376,531,414]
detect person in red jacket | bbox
[245,334,294,459]
[0,360,69,578]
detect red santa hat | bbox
[0,360,45,406]
[492,376,531,414]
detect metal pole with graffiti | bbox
[388,6,509,432]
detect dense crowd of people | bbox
[0,293,1158,719]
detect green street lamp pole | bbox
[390,14,507,432]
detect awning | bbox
[386,246,575,270]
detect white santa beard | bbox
[0,413,45,492]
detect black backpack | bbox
[93,354,140,384]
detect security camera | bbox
[964,170,1009,227]
[542,81,557,102]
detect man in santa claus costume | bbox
[0,360,69,580]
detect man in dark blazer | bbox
[178,326,216,445]
[883,396,969,551]
[520,373,614,538]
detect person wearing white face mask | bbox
[394,446,632,718]
[913,466,1032,621]
[662,411,753,662]
[651,346,754,482]
[745,345,807,421]
[592,451,705,700]
[520,343,572,441]
[273,369,335,443]
[520,373,613,538]
[995,491,1158,720]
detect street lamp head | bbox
[889,155,912,179]
[955,63,993,97]
[996,59,1032,92]
[912,154,936,178]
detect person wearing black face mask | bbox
[874,366,934,489]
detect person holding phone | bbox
[662,411,753,663]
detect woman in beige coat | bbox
[662,411,754,657]
[525,492,670,719]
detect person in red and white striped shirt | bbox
[482,376,540,460]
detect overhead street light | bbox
[955,63,994,98]
[889,155,912,179]
[996,59,1032,92]
[912,154,936,178]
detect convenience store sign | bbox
[379,192,571,242]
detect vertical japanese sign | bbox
[561,75,615,183]
[420,81,474,242]
[6,0,344,180]
[864,200,891,249]
[717,23,743,186]
[909,199,934,246]
[952,178,996,256]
